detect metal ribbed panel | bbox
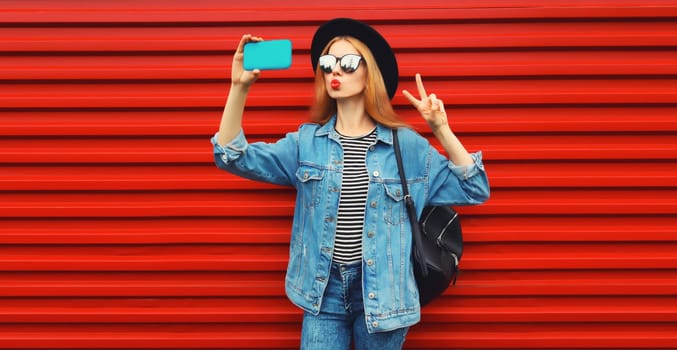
[1,1,676,349]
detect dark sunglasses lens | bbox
[340,55,361,73]
[318,55,337,73]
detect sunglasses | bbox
[318,54,363,74]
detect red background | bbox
[1,1,677,348]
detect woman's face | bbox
[323,40,367,100]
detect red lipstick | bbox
[330,79,341,90]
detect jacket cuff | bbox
[211,130,247,164]
[449,151,485,180]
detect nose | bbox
[331,64,342,75]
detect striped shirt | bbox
[333,128,377,264]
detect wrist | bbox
[431,123,451,136]
[229,83,251,95]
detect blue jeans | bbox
[300,262,409,350]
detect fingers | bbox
[236,34,263,53]
[236,34,250,53]
[403,73,445,115]
[415,73,428,99]
[429,94,446,113]
[404,73,429,101]
[402,89,420,107]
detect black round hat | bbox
[311,18,398,100]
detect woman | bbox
[212,18,489,350]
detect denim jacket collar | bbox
[315,115,394,146]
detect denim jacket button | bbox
[368,292,375,299]
[367,231,375,238]
[372,321,379,327]
[373,171,380,177]
[366,259,374,266]
[370,201,377,208]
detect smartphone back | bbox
[243,39,292,70]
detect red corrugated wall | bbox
[1,0,677,348]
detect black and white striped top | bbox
[333,128,377,264]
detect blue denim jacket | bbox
[211,116,489,333]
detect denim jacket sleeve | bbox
[397,128,489,207]
[427,144,490,206]
[438,150,490,205]
[211,129,299,187]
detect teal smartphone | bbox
[243,39,292,70]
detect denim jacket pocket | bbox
[295,165,325,208]
[383,181,406,225]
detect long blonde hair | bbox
[310,36,406,128]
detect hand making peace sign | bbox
[402,73,449,133]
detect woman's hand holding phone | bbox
[232,34,263,89]
[217,34,263,147]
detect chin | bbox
[327,91,342,99]
[328,90,360,100]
